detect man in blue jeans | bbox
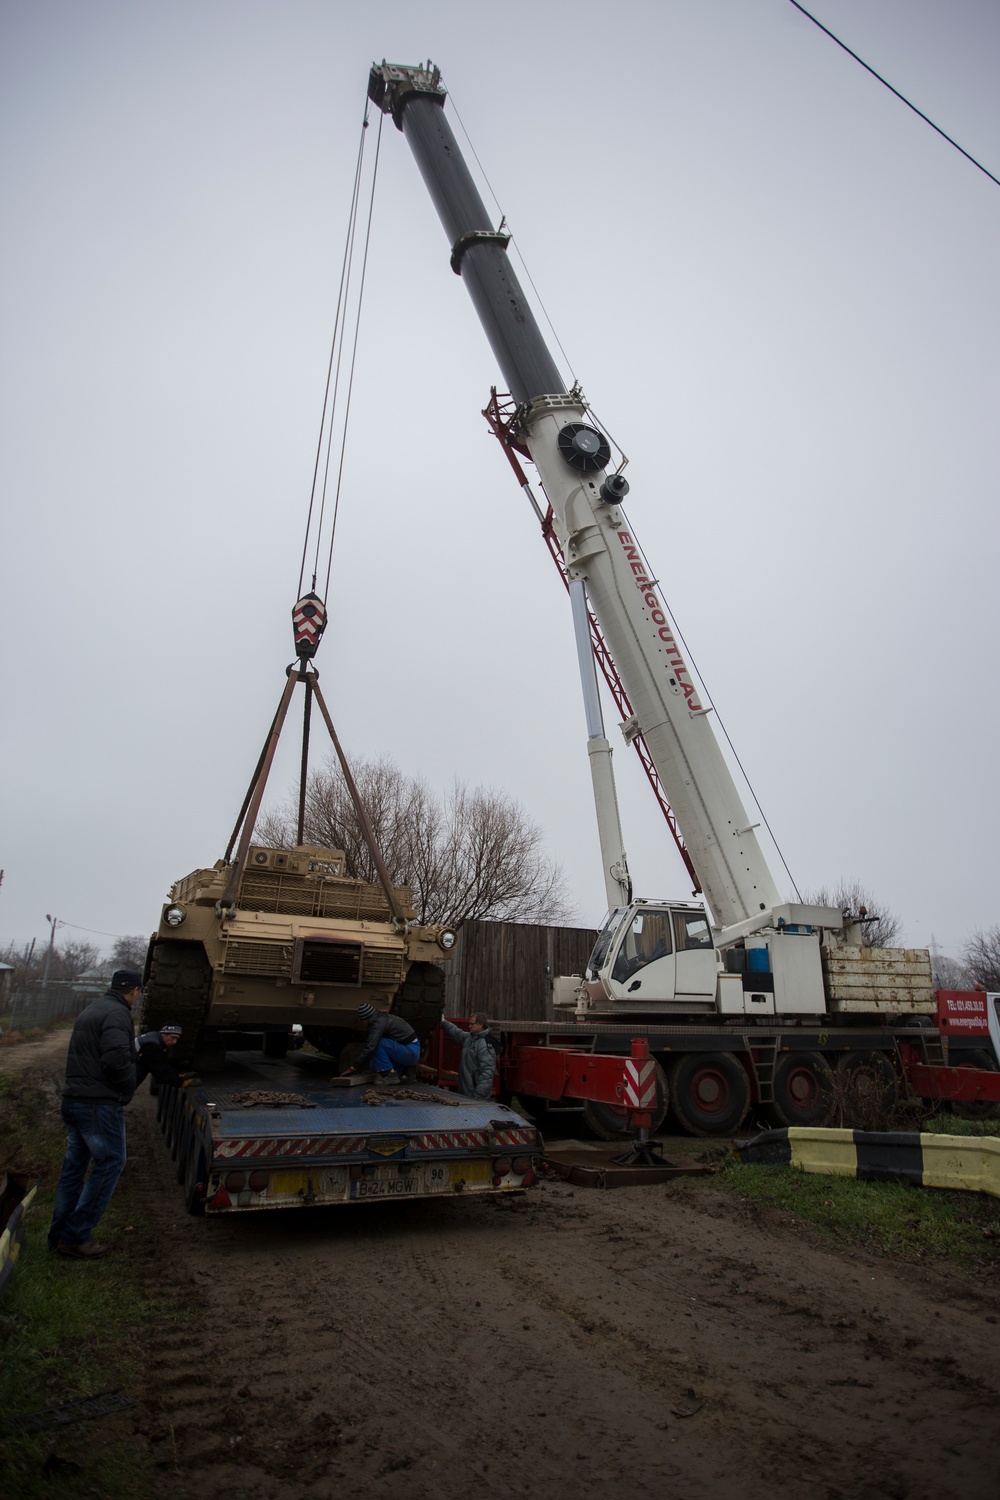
[342,1001,420,1083]
[48,968,141,1260]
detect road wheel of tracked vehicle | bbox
[581,1059,668,1141]
[262,1030,289,1060]
[669,1052,751,1137]
[391,963,446,1042]
[143,941,211,1068]
[836,1050,898,1115]
[303,1026,355,1061]
[948,1048,1000,1121]
[765,1051,836,1128]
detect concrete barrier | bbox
[734,1127,1000,1198]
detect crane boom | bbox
[369,61,782,931]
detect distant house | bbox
[0,963,13,1010]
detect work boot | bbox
[373,1071,399,1084]
[56,1240,111,1260]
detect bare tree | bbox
[805,879,902,948]
[50,940,101,981]
[256,754,574,926]
[931,953,969,990]
[111,935,148,970]
[0,937,101,985]
[962,925,1000,991]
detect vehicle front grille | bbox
[223,940,293,979]
[238,870,413,921]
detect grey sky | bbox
[2,0,997,961]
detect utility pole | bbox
[42,914,59,988]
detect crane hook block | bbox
[291,592,328,660]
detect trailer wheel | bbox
[582,1060,668,1140]
[765,1052,835,1128]
[948,1048,1000,1121]
[837,1050,898,1110]
[184,1136,207,1216]
[669,1052,751,1136]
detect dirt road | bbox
[9,1034,1000,1498]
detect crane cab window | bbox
[673,911,712,952]
[612,909,673,982]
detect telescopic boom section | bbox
[369,61,782,931]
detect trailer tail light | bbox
[248,1170,269,1193]
[224,1171,247,1193]
[349,1164,363,1181]
[512,1157,532,1175]
[520,1170,536,1187]
[493,1157,512,1176]
[209,1185,232,1209]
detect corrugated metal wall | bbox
[443,919,597,1022]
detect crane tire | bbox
[669,1052,751,1137]
[764,1051,835,1128]
[836,1050,898,1110]
[582,1059,668,1141]
[948,1048,1000,1121]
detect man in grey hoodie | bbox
[439,1012,498,1100]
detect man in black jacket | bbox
[341,1002,420,1083]
[47,968,141,1259]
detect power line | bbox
[787,0,1000,189]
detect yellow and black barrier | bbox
[734,1128,1000,1199]
[0,1177,38,1299]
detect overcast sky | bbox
[2,0,998,963]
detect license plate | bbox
[351,1167,420,1200]
[350,1159,492,1200]
[270,1167,347,1198]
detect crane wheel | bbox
[948,1048,1000,1121]
[668,1052,751,1137]
[836,1050,898,1112]
[582,1059,668,1141]
[764,1051,835,1129]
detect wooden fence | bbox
[443,919,598,1022]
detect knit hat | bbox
[111,968,143,992]
[159,1023,183,1036]
[357,1002,377,1019]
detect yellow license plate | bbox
[270,1169,314,1196]
[448,1159,490,1185]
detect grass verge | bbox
[714,1146,1000,1272]
[0,1072,179,1499]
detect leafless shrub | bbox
[826,1061,929,1134]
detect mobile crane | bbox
[369,60,1000,1135]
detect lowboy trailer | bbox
[154,1050,543,1215]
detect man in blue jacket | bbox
[48,968,141,1259]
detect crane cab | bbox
[584,902,719,1013]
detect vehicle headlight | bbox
[164,904,186,928]
[439,929,456,951]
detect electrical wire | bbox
[787,0,1000,190]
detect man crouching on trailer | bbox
[341,1002,421,1084]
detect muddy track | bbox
[8,1035,999,1498]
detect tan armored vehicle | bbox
[143,842,455,1070]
